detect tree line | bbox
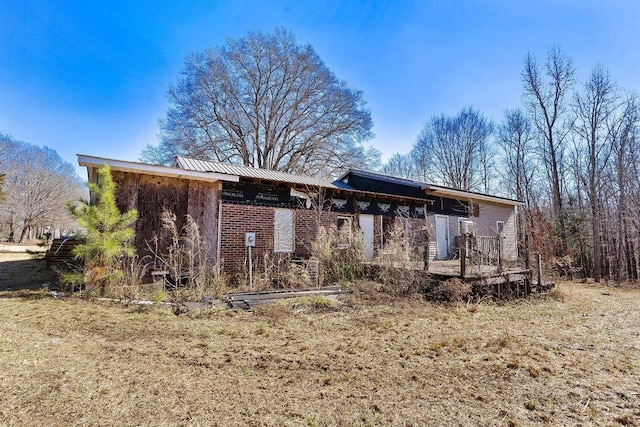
[0,133,85,243]
[382,48,640,283]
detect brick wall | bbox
[219,203,275,274]
[219,203,357,274]
[295,209,350,257]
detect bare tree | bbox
[608,94,640,283]
[0,173,5,204]
[497,109,536,202]
[0,134,84,242]
[410,138,432,183]
[382,153,418,179]
[496,108,538,262]
[413,106,493,191]
[142,28,374,177]
[522,47,576,255]
[572,65,618,282]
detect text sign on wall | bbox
[222,182,294,207]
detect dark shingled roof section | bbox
[338,168,522,205]
[337,168,428,190]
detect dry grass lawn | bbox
[0,254,639,426]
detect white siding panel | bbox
[473,203,517,260]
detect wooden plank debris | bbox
[225,285,343,309]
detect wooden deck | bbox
[428,259,504,276]
[364,256,551,300]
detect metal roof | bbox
[426,183,523,205]
[175,157,344,189]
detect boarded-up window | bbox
[274,208,294,253]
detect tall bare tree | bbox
[522,47,575,255]
[410,138,432,183]
[496,108,538,262]
[609,94,639,283]
[413,106,493,191]
[142,27,374,177]
[572,65,618,282]
[0,174,5,204]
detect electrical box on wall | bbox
[245,232,256,247]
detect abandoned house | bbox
[77,154,522,277]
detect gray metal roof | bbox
[175,157,344,189]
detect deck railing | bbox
[459,234,504,276]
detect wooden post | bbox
[536,253,543,293]
[422,226,430,271]
[497,236,503,274]
[460,233,466,278]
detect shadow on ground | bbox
[0,253,56,295]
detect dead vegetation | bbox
[310,221,365,286]
[375,219,423,296]
[1,274,638,426]
[0,251,55,291]
[151,210,227,301]
[428,277,472,302]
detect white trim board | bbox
[77,154,239,183]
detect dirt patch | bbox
[0,241,49,253]
[0,280,639,425]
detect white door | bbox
[359,214,375,261]
[435,215,449,259]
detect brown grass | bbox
[1,257,639,426]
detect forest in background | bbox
[381,48,640,284]
[0,133,85,243]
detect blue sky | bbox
[1,0,640,178]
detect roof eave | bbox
[77,154,240,183]
[426,185,523,206]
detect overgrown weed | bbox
[250,252,312,290]
[148,210,228,302]
[429,278,472,303]
[253,303,293,325]
[547,284,567,302]
[310,222,364,286]
[375,219,426,296]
